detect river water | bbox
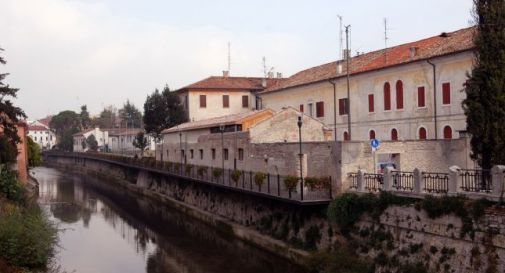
[32,167,306,273]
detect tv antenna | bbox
[384,18,388,64]
[338,15,343,60]
[227,42,231,73]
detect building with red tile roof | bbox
[259,26,476,143]
[175,72,285,122]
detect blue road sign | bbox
[370,139,380,149]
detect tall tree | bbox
[97,106,118,129]
[143,85,187,142]
[79,105,91,129]
[0,48,26,145]
[132,131,149,157]
[49,110,80,151]
[463,0,505,169]
[119,100,142,128]
[86,135,98,151]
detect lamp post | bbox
[220,124,225,174]
[297,115,304,200]
[179,129,183,169]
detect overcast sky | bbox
[1,0,474,119]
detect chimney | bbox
[261,78,267,88]
[222,70,229,77]
[337,63,343,74]
[409,47,418,59]
[276,72,283,78]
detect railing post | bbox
[449,165,461,195]
[491,165,505,199]
[383,166,394,191]
[357,169,365,192]
[413,168,422,194]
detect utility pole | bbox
[345,25,352,140]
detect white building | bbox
[27,119,56,150]
[258,27,475,142]
[73,127,156,155]
[73,128,109,152]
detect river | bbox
[32,166,306,273]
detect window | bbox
[391,129,398,141]
[316,101,324,117]
[419,127,427,140]
[368,94,374,112]
[211,149,216,160]
[34,136,37,141]
[442,82,451,105]
[343,131,350,141]
[396,80,404,109]
[223,149,229,160]
[200,95,207,108]
[238,148,244,161]
[417,86,426,107]
[223,95,229,108]
[369,130,376,140]
[339,98,348,115]
[181,149,185,158]
[299,104,304,113]
[308,103,314,117]
[190,149,194,159]
[383,82,391,110]
[443,126,452,139]
[166,150,169,157]
[199,149,203,159]
[242,95,249,108]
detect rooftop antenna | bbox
[227,42,231,73]
[384,18,388,64]
[337,15,343,60]
[262,56,267,78]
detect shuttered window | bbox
[391,129,398,141]
[419,127,427,140]
[443,126,452,139]
[242,95,249,108]
[339,98,348,115]
[417,86,425,107]
[299,104,304,113]
[396,80,404,109]
[384,82,391,110]
[442,83,451,105]
[368,94,374,112]
[369,130,376,140]
[200,95,206,108]
[223,95,229,108]
[316,101,324,117]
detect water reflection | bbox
[33,167,305,273]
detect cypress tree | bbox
[463,0,505,169]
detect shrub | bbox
[197,166,207,177]
[0,205,57,269]
[304,177,319,191]
[0,166,24,203]
[284,176,299,192]
[173,162,181,172]
[304,176,331,191]
[305,246,373,273]
[231,170,242,184]
[212,168,223,179]
[185,164,193,175]
[254,172,266,187]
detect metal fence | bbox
[423,172,449,193]
[363,173,383,192]
[348,173,358,189]
[44,151,332,204]
[460,169,492,193]
[391,171,414,191]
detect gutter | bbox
[426,59,438,139]
[329,80,337,142]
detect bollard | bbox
[357,169,365,192]
[383,166,395,191]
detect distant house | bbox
[73,128,109,152]
[27,118,56,150]
[175,72,285,122]
[73,127,155,155]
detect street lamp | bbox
[297,114,304,200]
[220,124,225,175]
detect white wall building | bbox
[73,128,109,152]
[259,27,475,142]
[27,121,56,150]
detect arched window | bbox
[419,127,427,140]
[391,128,398,141]
[443,126,452,139]
[343,131,349,141]
[384,82,391,110]
[396,80,404,109]
[369,130,376,140]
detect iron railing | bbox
[43,151,332,204]
[391,171,414,191]
[460,169,492,193]
[363,173,383,192]
[423,172,449,193]
[348,172,358,189]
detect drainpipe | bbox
[427,59,438,139]
[329,80,337,142]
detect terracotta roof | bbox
[163,109,274,133]
[176,76,286,92]
[261,26,476,94]
[28,125,50,131]
[37,116,52,127]
[73,128,94,136]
